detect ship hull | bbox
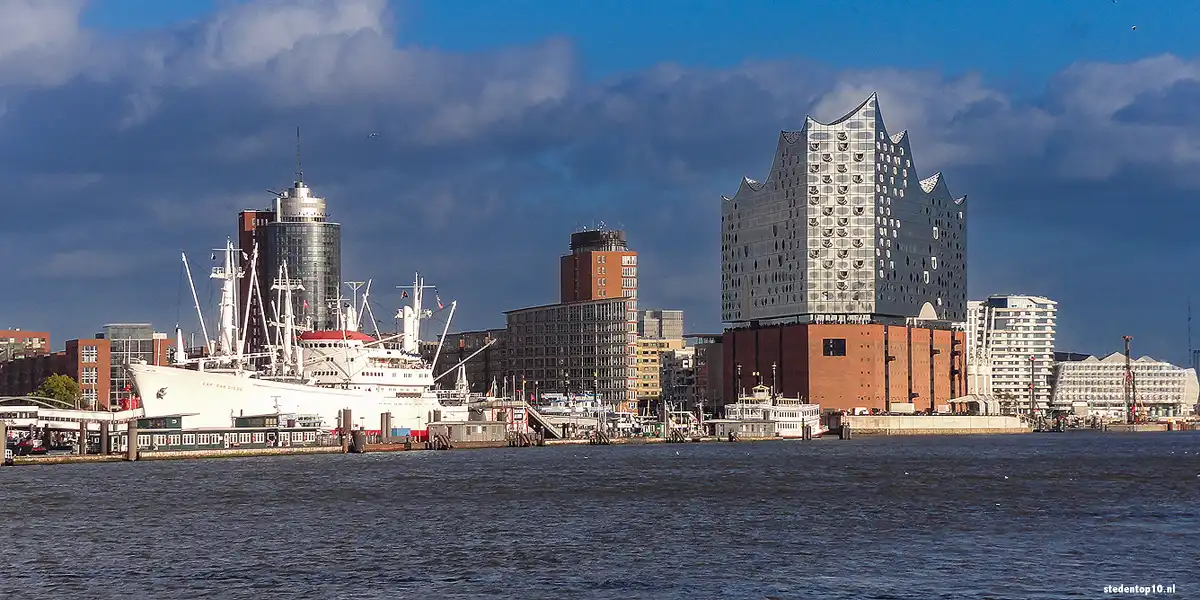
[128,362,467,435]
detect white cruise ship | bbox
[724,384,826,438]
[127,241,491,439]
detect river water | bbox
[2,432,1198,599]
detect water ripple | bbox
[0,432,1197,599]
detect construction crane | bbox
[1122,335,1146,424]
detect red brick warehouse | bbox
[722,322,966,413]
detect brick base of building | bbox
[722,322,967,414]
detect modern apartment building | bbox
[637,310,684,340]
[966,295,1058,414]
[505,298,638,411]
[560,228,637,302]
[1051,353,1198,418]
[721,92,967,326]
[635,337,685,406]
[718,94,969,412]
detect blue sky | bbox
[4,0,1198,365]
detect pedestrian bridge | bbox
[0,396,143,430]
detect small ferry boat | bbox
[724,385,827,438]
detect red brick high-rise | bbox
[560,229,638,303]
[238,209,275,356]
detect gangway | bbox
[476,399,564,439]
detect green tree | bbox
[35,374,81,407]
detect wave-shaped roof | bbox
[801,92,877,128]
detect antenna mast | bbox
[1189,296,1193,370]
[295,126,303,183]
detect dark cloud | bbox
[1,0,1198,364]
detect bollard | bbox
[126,420,139,461]
[99,422,111,455]
[339,408,352,453]
[78,421,88,455]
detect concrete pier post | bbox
[381,412,391,443]
[78,421,88,455]
[126,420,139,461]
[1,420,6,450]
[340,408,351,453]
[100,422,110,455]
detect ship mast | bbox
[396,272,437,355]
[210,238,243,362]
[272,261,305,376]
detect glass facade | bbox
[102,323,156,409]
[264,222,341,331]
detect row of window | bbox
[118,431,320,448]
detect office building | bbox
[263,177,341,331]
[505,298,638,411]
[718,94,969,412]
[635,337,685,407]
[638,310,684,340]
[98,324,172,408]
[1050,353,1198,418]
[966,295,1057,414]
[560,228,637,302]
[234,171,343,335]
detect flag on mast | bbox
[401,290,409,298]
[436,294,444,310]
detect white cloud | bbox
[0,0,88,85]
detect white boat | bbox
[724,384,827,437]
[127,240,492,439]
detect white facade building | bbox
[966,295,1057,414]
[1051,353,1198,418]
[721,93,967,326]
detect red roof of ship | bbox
[298,330,376,342]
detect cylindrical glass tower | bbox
[263,181,341,331]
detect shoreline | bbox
[8,424,1195,466]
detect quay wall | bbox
[838,415,1030,435]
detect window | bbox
[823,338,847,357]
[81,346,98,363]
[81,367,98,384]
